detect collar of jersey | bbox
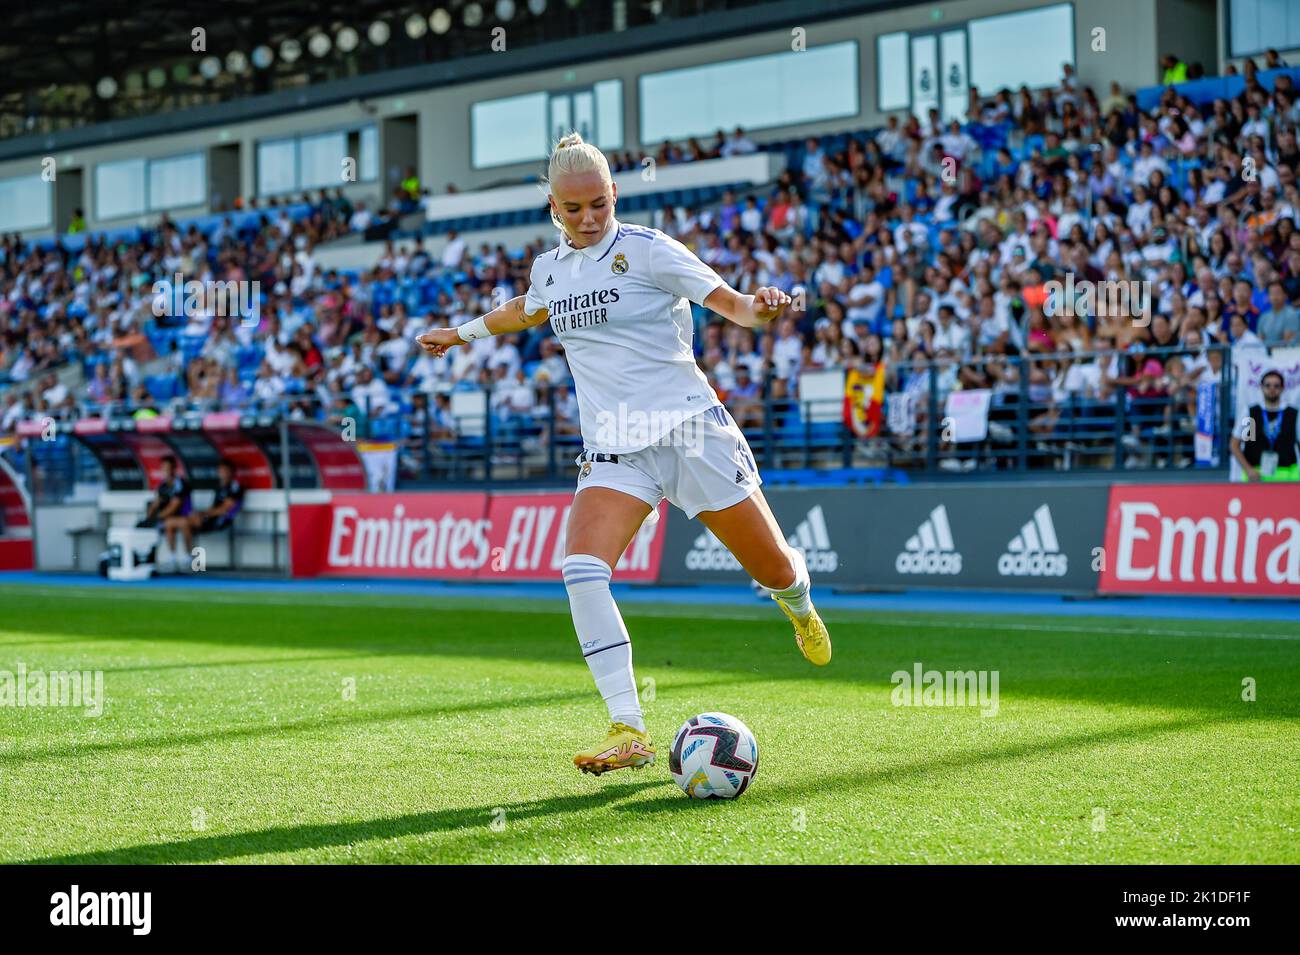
[555,219,620,261]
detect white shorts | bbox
[574,406,762,520]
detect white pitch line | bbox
[3,586,1296,641]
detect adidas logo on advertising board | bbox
[685,505,838,573]
[998,504,1068,577]
[895,505,963,575]
[686,527,743,571]
[786,505,838,573]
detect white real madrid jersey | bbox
[524,219,726,454]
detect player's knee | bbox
[758,547,802,592]
[562,554,613,596]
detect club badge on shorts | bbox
[611,253,629,275]
[579,461,592,481]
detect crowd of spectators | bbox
[4,50,1300,476]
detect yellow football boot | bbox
[773,596,832,666]
[573,722,656,776]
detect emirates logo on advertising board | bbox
[326,502,492,571]
[292,493,665,581]
[1101,485,1300,596]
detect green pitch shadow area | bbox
[0,584,1296,864]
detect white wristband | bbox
[457,316,491,343]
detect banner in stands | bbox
[944,389,992,442]
[357,441,398,492]
[658,483,1110,592]
[290,492,667,582]
[1194,376,1219,467]
[1099,483,1300,597]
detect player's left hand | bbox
[752,287,792,324]
[416,327,461,357]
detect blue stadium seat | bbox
[145,374,180,401]
[179,335,207,364]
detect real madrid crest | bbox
[611,252,629,275]
[579,461,592,480]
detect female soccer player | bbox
[417,133,830,776]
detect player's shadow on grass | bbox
[98,652,370,675]
[20,781,665,864]
[617,711,1245,816]
[4,595,1298,717]
[0,676,751,767]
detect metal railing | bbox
[5,345,1238,494]
[879,345,1233,474]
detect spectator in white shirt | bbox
[893,205,929,254]
[485,335,522,379]
[876,115,907,163]
[814,252,847,290]
[351,366,393,415]
[721,127,758,157]
[1140,227,1177,279]
[1131,141,1170,187]
[252,362,286,404]
[1126,186,1154,237]
[441,230,467,270]
[931,306,970,355]
[411,349,450,393]
[41,373,69,406]
[535,337,570,384]
[771,317,804,380]
[375,332,412,381]
[845,266,886,327]
[939,120,978,163]
[491,366,535,417]
[348,202,373,232]
[1056,195,1084,238]
[933,181,961,224]
[1,392,30,432]
[1240,104,1270,148]
[801,139,828,189]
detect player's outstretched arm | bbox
[703,285,792,329]
[415,295,549,356]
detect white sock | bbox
[771,547,813,620]
[562,554,644,732]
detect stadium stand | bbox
[3,26,1299,490]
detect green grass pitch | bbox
[0,583,1296,864]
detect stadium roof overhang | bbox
[0,0,923,162]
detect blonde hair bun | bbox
[545,130,613,230]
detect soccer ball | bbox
[669,712,759,799]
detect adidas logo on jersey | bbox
[686,528,743,572]
[545,274,555,286]
[895,505,963,575]
[998,504,1068,577]
[786,505,838,573]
